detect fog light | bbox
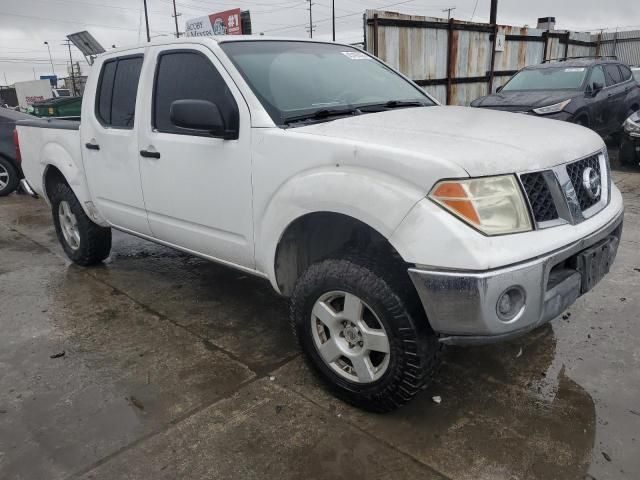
[496,286,526,322]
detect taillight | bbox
[13,128,21,167]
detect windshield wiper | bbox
[283,107,360,125]
[358,100,429,112]
[384,100,428,108]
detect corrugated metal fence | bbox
[595,30,640,66]
[364,10,638,106]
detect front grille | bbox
[519,151,607,228]
[566,155,601,211]
[520,172,559,222]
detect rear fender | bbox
[40,142,108,226]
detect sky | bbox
[1,0,639,85]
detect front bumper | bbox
[408,210,623,346]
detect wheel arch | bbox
[273,211,409,296]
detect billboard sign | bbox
[185,9,243,37]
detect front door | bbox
[137,45,254,268]
[603,64,626,133]
[82,51,151,235]
[585,66,609,134]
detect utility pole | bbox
[489,0,498,24]
[308,0,313,39]
[44,41,55,76]
[143,0,151,42]
[172,0,181,38]
[442,7,456,20]
[63,39,78,96]
[332,0,335,41]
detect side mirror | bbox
[496,85,503,93]
[169,99,237,139]
[591,82,604,95]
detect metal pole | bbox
[442,7,456,20]
[172,0,180,38]
[489,0,498,25]
[143,0,151,42]
[332,0,335,41]
[66,40,77,96]
[44,42,55,76]
[446,18,454,105]
[308,0,313,39]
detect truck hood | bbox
[470,90,579,111]
[293,106,604,176]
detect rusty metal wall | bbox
[364,10,609,106]
[595,30,640,66]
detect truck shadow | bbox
[93,231,596,480]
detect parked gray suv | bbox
[471,57,640,137]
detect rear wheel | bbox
[290,252,442,412]
[0,157,19,197]
[50,181,112,265]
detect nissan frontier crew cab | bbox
[16,37,623,412]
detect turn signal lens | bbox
[429,175,532,235]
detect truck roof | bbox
[104,35,343,57]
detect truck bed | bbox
[17,118,80,130]
[16,118,83,199]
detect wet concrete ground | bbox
[1,152,639,480]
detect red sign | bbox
[209,8,243,35]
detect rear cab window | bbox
[95,55,144,129]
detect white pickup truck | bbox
[16,37,623,412]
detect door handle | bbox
[85,142,100,150]
[140,149,161,159]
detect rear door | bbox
[137,44,254,268]
[81,51,151,235]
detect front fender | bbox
[255,166,427,291]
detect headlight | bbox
[429,175,532,236]
[533,99,571,115]
[624,112,640,137]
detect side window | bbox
[153,51,238,135]
[604,64,622,86]
[95,56,143,129]
[589,66,606,90]
[619,65,633,82]
[96,60,116,125]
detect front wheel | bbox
[50,181,112,266]
[290,253,441,412]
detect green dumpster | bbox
[33,96,82,118]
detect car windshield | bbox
[502,66,588,91]
[219,40,434,126]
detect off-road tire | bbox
[290,251,442,412]
[50,182,112,265]
[0,157,19,197]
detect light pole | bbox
[332,0,335,41]
[44,41,55,76]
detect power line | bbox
[261,0,420,34]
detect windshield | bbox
[219,41,434,126]
[502,66,588,91]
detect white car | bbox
[15,37,624,412]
